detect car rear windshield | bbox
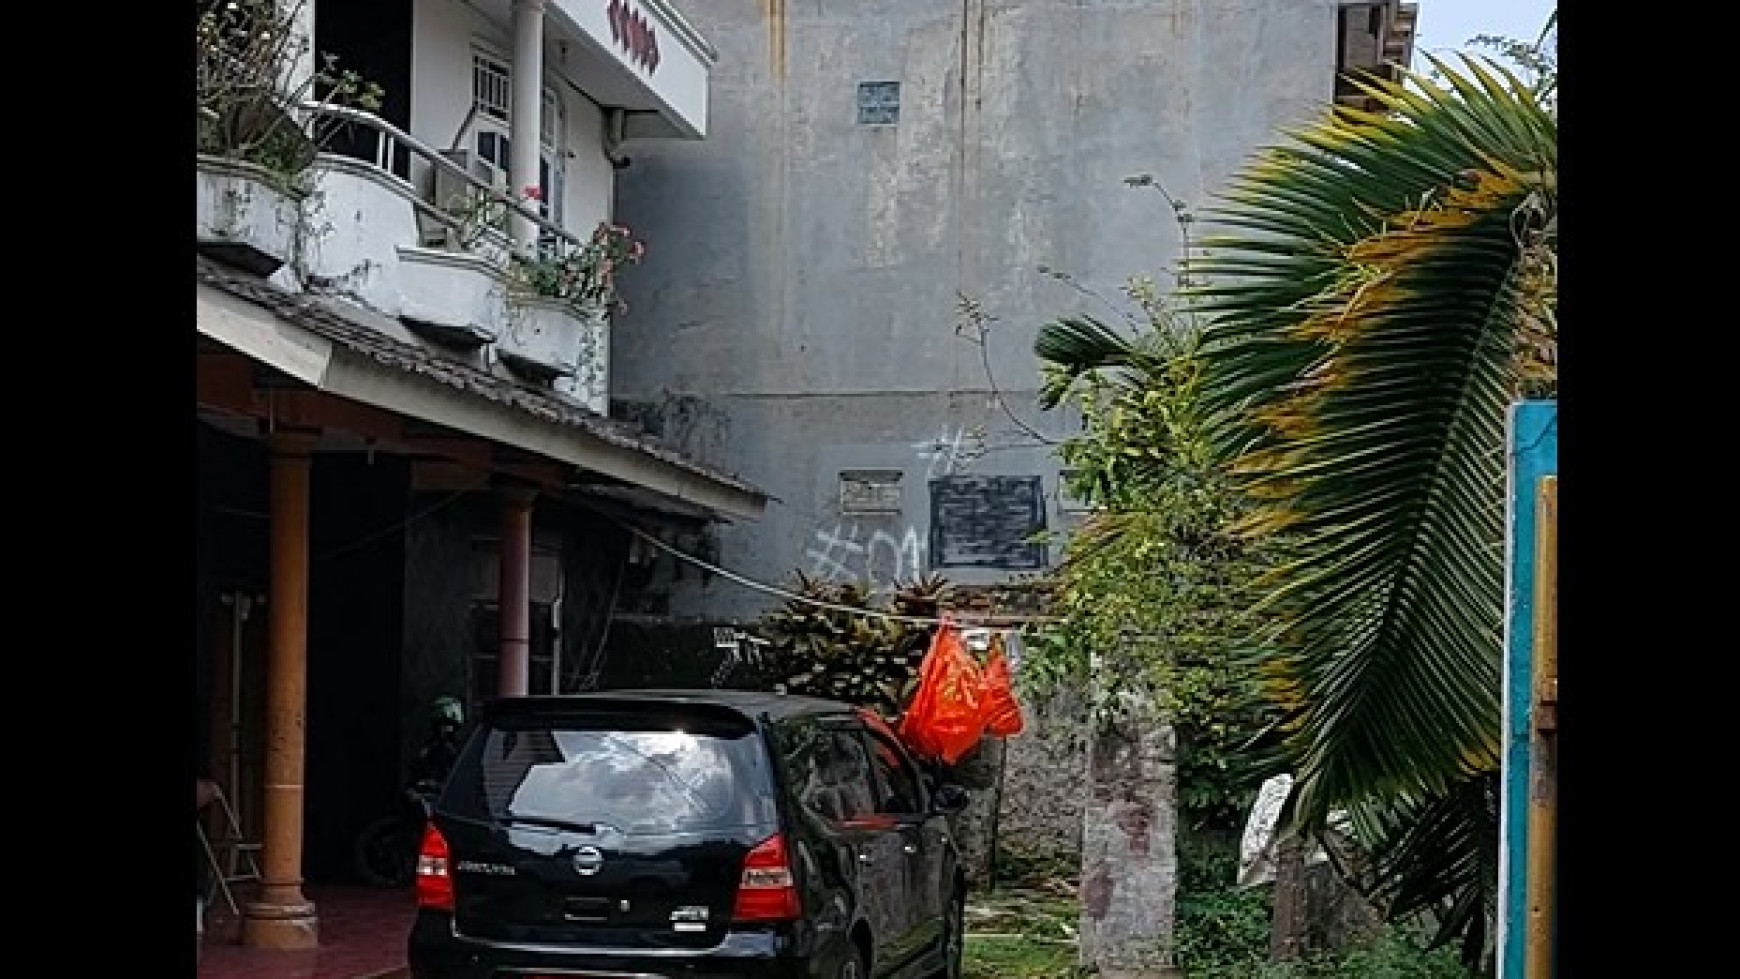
[443,709,780,835]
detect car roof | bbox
[478,688,867,723]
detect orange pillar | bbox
[497,483,536,697]
[244,431,319,950]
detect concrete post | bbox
[1080,681,1181,979]
[509,0,547,250]
[1270,834,1308,961]
[243,431,319,950]
[497,483,537,696]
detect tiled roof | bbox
[196,256,766,501]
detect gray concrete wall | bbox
[998,682,1092,860]
[612,0,1339,620]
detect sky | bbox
[1413,0,1557,60]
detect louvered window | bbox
[473,52,511,122]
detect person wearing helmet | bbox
[411,695,466,786]
[430,695,465,732]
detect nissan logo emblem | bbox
[572,846,605,876]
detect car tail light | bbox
[732,833,800,922]
[414,822,454,911]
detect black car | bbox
[407,689,971,979]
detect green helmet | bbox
[431,695,465,728]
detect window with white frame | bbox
[538,87,565,233]
[472,51,512,123]
[469,46,566,232]
[540,88,562,151]
[470,50,513,190]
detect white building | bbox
[194,0,765,952]
[198,0,721,409]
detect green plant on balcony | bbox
[440,185,536,254]
[508,219,646,319]
[196,0,384,192]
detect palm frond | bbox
[1034,315,1146,408]
[1188,55,1553,948]
[1338,772,1501,965]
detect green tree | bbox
[1029,281,1284,832]
[1186,49,1555,961]
[1463,10,1557,115]
[1029,281,1291,974]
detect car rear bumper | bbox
[407,911,822,979]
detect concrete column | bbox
[1080,675,1181,979]
[497,484,537,696]
[509,0,547,250]
[244,431,319,950]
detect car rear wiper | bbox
[502,813,601,835]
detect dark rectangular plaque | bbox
[928,475,1046,569]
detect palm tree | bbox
[1185,52,1555,958]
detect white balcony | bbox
[195,155,304,278]
[193,0,716,415]
[499,297,610,414]
[194,105,617,414]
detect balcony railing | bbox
[199,99,614,409]
[300,101,584,257]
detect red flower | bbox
[522,185,543,202]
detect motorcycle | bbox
[353,776,444,887]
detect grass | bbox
[959,866,1473,979]
[962,864,1085,978]
[963,935,1081,979]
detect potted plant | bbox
[511,219,644,317]
[429,184,526,268]
[196,0,383,275]
[498,220,643,385]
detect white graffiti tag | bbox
[866,527,925,588]
[806,523,927,592]
[805,524,867,581]
[913,425,987,479]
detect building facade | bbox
[195,0,763,951]
[609,0,1416,623]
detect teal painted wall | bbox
[1499,400,1557,979]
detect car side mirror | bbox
[933,783,970,814]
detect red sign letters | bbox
[606,0,660,75]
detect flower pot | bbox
[471,227,515,268]
[497,296,604,385]
[395,246,509,347]
[196,155,305,277]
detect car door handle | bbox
[902,843,918,855]
[858,852,873,864]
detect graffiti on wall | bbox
[913,424,988,479]
[805,522,928,592]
